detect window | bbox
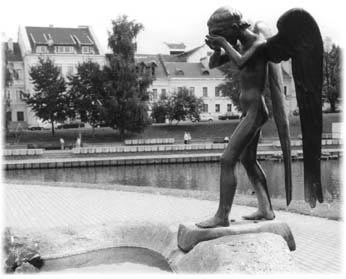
[160,89,167,99]
[82,46,94,54]
[227,104,232,112]
[203,104,208,113]
[67,65,74,76]
[15,90,22,100]
[215,87,222,97]
[177,87,183,92]
[55,46,75,54]
[17,111,24,121]
[56,64,63,74]
[12,69,23,80]
[189,87,195,96]
[6,111,12,122]
[203,87,208,97]
[36,46,48,53]
[215,104,220,113]
[19,90,25,101]
[152,89,158,100]
[284,86,287,96]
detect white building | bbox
[4,25,106,127]
[136,43,240,118]
[3,39,26,129]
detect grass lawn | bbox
[5,113,342,146]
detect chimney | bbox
[8,38,14,52]
[49,24,54,28]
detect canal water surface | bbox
[5,160,340,202]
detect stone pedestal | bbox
[174,233,297,273]
[177,220,295,252]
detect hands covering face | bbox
[205,34,227,51]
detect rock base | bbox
[174,233,297,273]
[177,220,295,252]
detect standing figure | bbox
[197,7,323,228]
[184,132,189,144]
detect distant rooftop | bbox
[3,42,22,62]
[164,42,186,50]
[26,26,94,46]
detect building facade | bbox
[136,44,241,118]
[3,39,26,130]
[4,25,106,128]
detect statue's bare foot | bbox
[242,210,275,221]
[196,216,229,228]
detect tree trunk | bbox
[51,119,55,136]
[330,99,336,112]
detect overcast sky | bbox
[1,0,343,54]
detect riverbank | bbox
[5,180,341,220]
[5,113,342,146]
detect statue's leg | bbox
[240,131,275,220]
[196,111,262,228]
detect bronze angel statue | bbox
[197,7,323,228]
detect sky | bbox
[0,0,344,54]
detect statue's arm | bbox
[221,40,264,69]
[208,50,230,69]
[206,35,265,69]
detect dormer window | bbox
[55,46,75,54]
[82,46,94,54]
[36,46,49,53]
[175,68,184,75]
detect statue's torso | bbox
[239,52,267,111]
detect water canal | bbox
[5,160,341,202]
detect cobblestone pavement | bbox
[4,183,343,273]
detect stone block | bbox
[175,232,296,273]
[177,220,295,253]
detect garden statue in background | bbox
[197,7,323,228]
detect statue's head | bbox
[208,6,250,45]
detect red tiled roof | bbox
[26,26,95,46]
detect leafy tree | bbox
[68,61,105,130]
[165,87,204,125]
[323,42,341,112]
[151,102,167,123]
[24,57,69,136]
[102,15,154,138]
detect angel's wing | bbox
[262,9,323,208]
[253,22,293,207]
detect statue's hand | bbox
[205,38,221,52]
[206,35,227,49]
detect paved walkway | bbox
[4,183,343,273]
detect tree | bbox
[323,41,341,112]
[165,87,204,125]
[102,15,154,138]
[24,57,69,136]
[68,61,105,130]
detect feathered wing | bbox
[262,9,324,207]
[253,22,292,206]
